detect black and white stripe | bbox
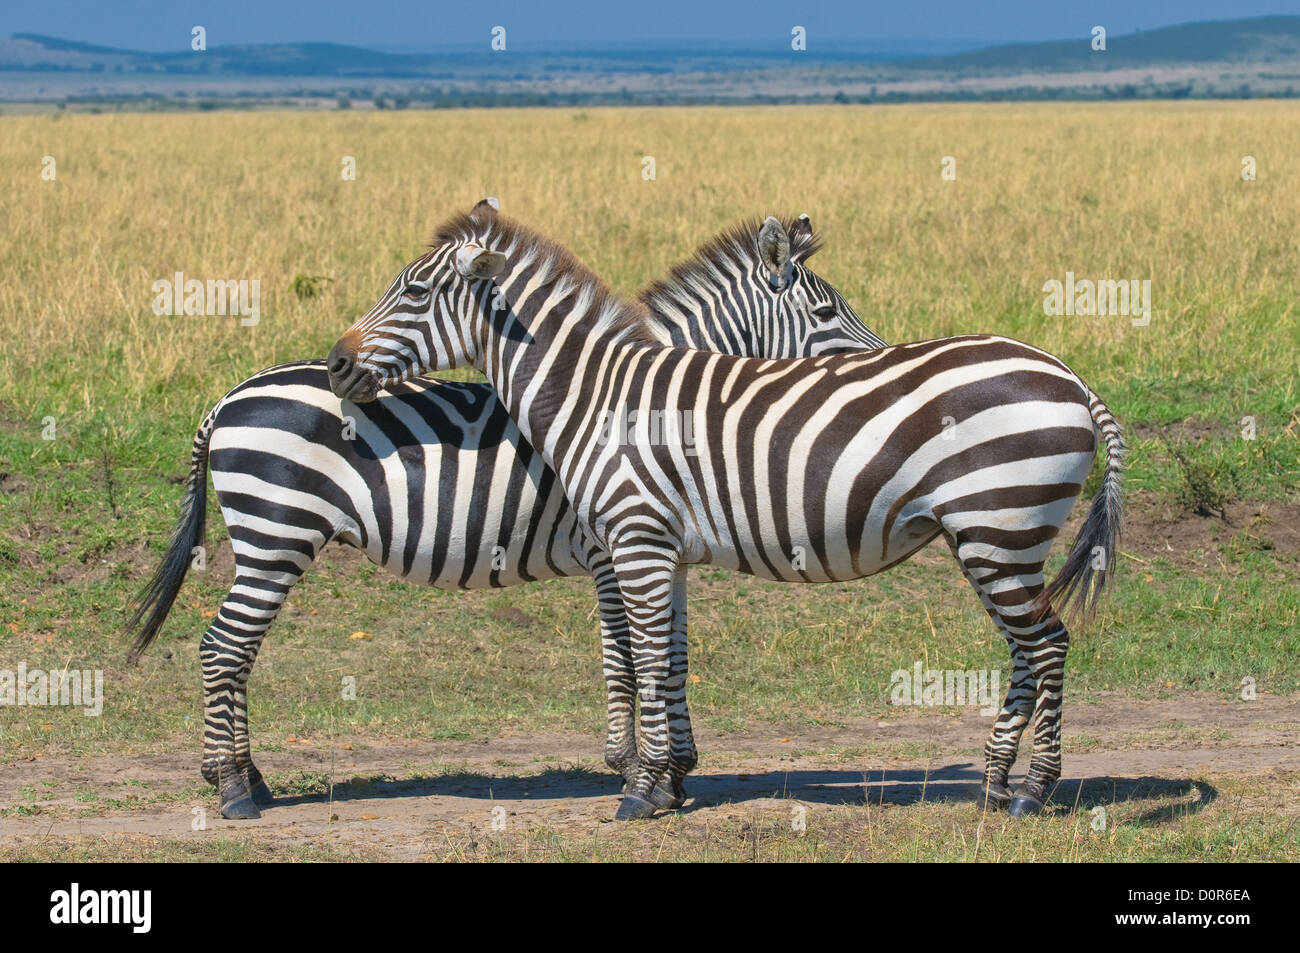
[329,201,1125,820]
[129,212,885,819]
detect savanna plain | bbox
[0,102,1297,861]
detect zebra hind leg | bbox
[946,545,1031,810]
[1005,614,1069,816]
[235,714,275,807]
[200,565,304,819]
[981,642,1033,811]
[950,540,1065,816]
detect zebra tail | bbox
[1034,387,1125,623]
[126,408,215,664]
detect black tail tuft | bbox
[1034,388,1125,624]
[127,414,213,664]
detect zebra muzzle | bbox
[327,338,376,402]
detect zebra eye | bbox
[811,305,837,323]
[403,284,429,300]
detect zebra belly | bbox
[680,489,941,583]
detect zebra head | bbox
[644,213,885,356]
[328,198,507,402]
[776,214,886,353]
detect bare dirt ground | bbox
[2,692,1295,859]
[3,494,1295,857]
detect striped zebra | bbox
[129,210,885,820]
[328,200,1126,821]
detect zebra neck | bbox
[483,266,653,476]
[642,287,758,356]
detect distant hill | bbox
[3,16,1299,108]
[3,34,433,76]
[905,15,1300,73]
[8,18,1300,78]
[0,32,916,77]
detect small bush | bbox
[1165,440,1241,517]
[289,275,332,300]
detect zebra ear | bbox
[471,197,500,218]
[455,245,507,280]
[788,212,820,264]
[790,213,813,247]
[757,216,791,281]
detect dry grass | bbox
[1,102,1297,426]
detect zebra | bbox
[327,200,1126,821]
[128,210,886,820]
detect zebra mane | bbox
[638,215,822,314]
[430,211,659,345]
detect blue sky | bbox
[3,1,1296,52]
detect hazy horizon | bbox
[4,1,1295,55]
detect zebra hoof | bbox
[649,777,686,811]
[614,794,658,821]
[979,782,1013,812]
[248,778,275,806]
[221,795,262,820]
[1007,793,1044,817]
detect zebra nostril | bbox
[326,340,364,399]
[327,343,354,380]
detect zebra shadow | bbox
[265,764,1216,824]
[267,766,623,808]
[679,765,1217,822]
[1040,776,1218,823]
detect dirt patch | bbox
[0,472,32,495]
[491,607,540,628]
[1,692,1294,856]
[0,400,25,435]
[1109,491,1300,564]
[43,539,154,586]
[1128,418,1233,444]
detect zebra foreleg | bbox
[638,567,692,811]
[199,570,297,819]
[596,565,689,810]
[654,566,694,809]
[593,560,639,782]
[613,560,695,820]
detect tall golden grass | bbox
[1,102,1296,425]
